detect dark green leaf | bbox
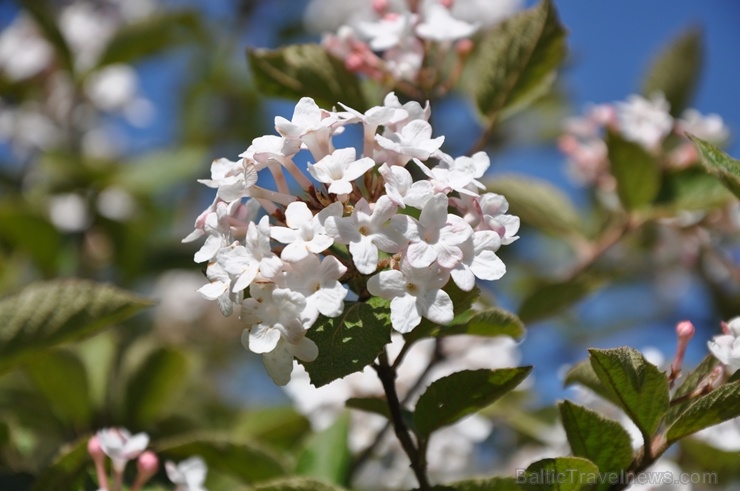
[346,397,390,419]
[472,0,567,122]
[729,370,740,384]
[248,44,367,110]
[252,477,346,491]
[25,350,91,428]
[236,407,310,450]
[414,367,532,437]
[485,174,582,237]
[296,414,350,485]
[520,457,599,491]
[124,346,189,427]
[0,206,62,275]
[688,134,740,200]
[0,280,152,374]
[589,347,670,436]
[301,298,391,387]
[563,360,615,406]
[428,477,522,491]
[20,0,74,74]
[156,434,287,484]
[518,274,603,324]
[606,131,662,210]
[655,168,733,212]
[642,27,703,116]
[405,284,481,343]
[97,12,204,67]
[666,355,719,425]
[31,437,89,491]
[117,146,207,196]
[666,381,740,443]
[559,401,633,490]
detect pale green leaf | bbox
[296,414,350,485]
[606,131,661,210]
[117,146,207,196]
[518,274,603,324]
[252,477,346,491]
[688,134,740,200]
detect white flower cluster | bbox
[708,316,740,374]
[559,94,729,188]
[185,94,519,385]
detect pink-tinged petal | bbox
[406,241,436,268]
[367,269,407,298]
[471,251,506,281]
[284,202,314,229]
[390,294,421,333]
[261,341,294,386]
[198,281,228,300]
[420,288,453,325]
[306,234,334,253]
[473,230,502,253]
[420,193,448,230]
[440,215,473,245]
[270,226,300,244]
[289,335,319,362]
[435,241,463,269]
[281,242,310,262]
[349,235,379,274]
[249,324,281,354]
[450,265,476,292]
[327,179,353,195]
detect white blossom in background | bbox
[616,94,673,151]
[708,316,740,374]
[97,428,149,472]
[166,456,209,491]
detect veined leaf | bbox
[521,457,599,491]
[688,134,740,200]
[606,131,661,210]
[563,360,615,406]
[666,354,718,425]
[666,380,740,443]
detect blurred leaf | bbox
[0,206,62,275]
[655,167,733,212]
[414,367,532,437]
[30,437,89,491]
[485,174,582,237]
[666,381,740,443]
[688,134,740,200]
[434,308,525,339]
[678,438,740,481]
[236,407,310,450]
[252,477,346,491]
[20,0,74,74]
[0,279,152,374]
[472,0,567,122]
[124,346,189,427]
[248,44,367,110]
[117,146,207,196]
[589,347,669,436]
[345,397,390,419]
[666,355,719,425]
[729,370,740,384]
[301,297,391,388]
[563,360,615,405]
[518,274,603,324]
[521,457,599,491]
[559,401,633,491]
[642,27,703,116]
[97,11,204,67]
[296,414,350,485]
[25,349,91,429]
[606,131,661,210]
[157,434,287,484]
[406,284,481,342]
[428,477,522,491]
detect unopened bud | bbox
[131,451,159,491]
[456,38,474,56]
[441,0,454,8]
[676,320,695,340]
[87,435,106,462]
[670,320,695,383]
[372,0,388,14]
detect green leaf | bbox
[414,367,532,437]
[296,414,350,485]
[31,437,89,491]
[117,146,207,196]
[124,346,189,427]
[729,370,740,384]
[0,206,62,275]
[518,274,603,324]
[666,380,740,443]
[472,0,567,122]
[666,354,719,425]
[301,298,392,388]
[563,360,615,406]
[485,174,582,237]
[432,477,522,491]
[252,477,346,491]
[156,434,287,484]
[679,438,740,481]
[642,27,703,116]
[25,350,91,428]
[19,0,74,74]
[520,457,599,491]
[606,131,662,210]
[345,397,391,419]
[589,347,670,436]
[236,407,310,450]
[558,401,633,490]
[248,44,367,111]
[96,12,204,67]
[655,168,734,212]
[0,280,152,374]
[442,308,526,339]
[687,134,740,200]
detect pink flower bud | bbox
[441,0,454,8]
[87,436,106,462]
[676,320,695,340]
[131,451,159,491]
[372,0,388,14]
[456,39,474,56]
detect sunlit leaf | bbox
[296,414,350,485]
[666,381,740,443]
[116,146,207,196]
[666,355,719,425]
[520,457,599,491]
[688,134,740,200]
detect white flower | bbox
[368,259,453,333]
[325,196,404,274]
[279,254,348,325]
[382,92,431,132]
[676,109,729,144]
[375,119,444,165]
[270,201,342,262]
[197,261,239,316]
[0,14,53,81]
[166,456,208,491]
[708,318,740,373]
[197,158,258,203]
[416,2,478,42]
[307,147,375,197]
[450,231,506,291]
[379,163,433,209]
[96,428,149,473]
[219,220,283,293]
[414,152,487,197]
[616,94,673,150]
[275,97,338,160]
[357,12,417,51]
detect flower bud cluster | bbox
[185,93,519,385]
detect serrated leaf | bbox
[472,0,566,123]
[563,360,615,406]
[414,367,532,437]
[345,397,390,419]
[666,381,740,443]
[248,44,367,110]
[0,280,152,374]
[520,457,599,491]
[25,350,91,428]
[427,477,522,491]
[296,414,350,485]
[117,146,207,196]
[518,274,603,324]
[688,134,740,200]
[31,437,89,491]
[642,27,703,116]
[485,174,582,237]
[124,346,189,427]
[589,347,670,437]
[559,401,633,490]
[97,12,204,67]
[252,477,346,491]
[156,434,287,484]
[666,354,719,425]
[606,131,662,210]
[301,298,391,387]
